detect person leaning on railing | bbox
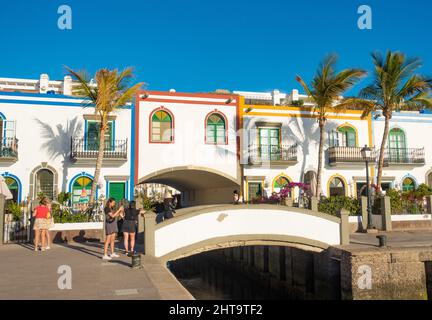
[32,197,51,252]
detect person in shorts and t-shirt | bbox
[33,197,50,252]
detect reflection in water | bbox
[169,250,287,300]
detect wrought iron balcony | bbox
[383,147,425,166]
[70,138,128,162]
[328,146,376,166]
[0,137,18,162]
[248,144,298,167]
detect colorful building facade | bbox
[1,74,432,206]
[0,90,132,205]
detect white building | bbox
[134,90,241,206]
[0,85,133,206]
[2,74,432,207]
[236,90,432,201]
[372,110,431,192]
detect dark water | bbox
[169,252,286,300]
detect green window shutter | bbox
[248,182,262,200]
[206,113,226,144]
[86,121,113,151]
[109,182,126,202]
[258,128,280,160]
[87,122,99,151]
[338,126,356,147]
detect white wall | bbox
[137,93,238,182]
[0,93,132,202]
[372,112,432,189]
[242,110,371,198]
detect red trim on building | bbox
[134,92,140,186]
[236,100,240,161]
[137,90,238,107]
[142,98,236,106]
[140,90,236,100]
[148,106,175,144]
[204,109,229,145]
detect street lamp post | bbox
[361,145,373,230]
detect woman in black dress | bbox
[122,201,139,255]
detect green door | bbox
[248,182,262,200]
[388,128,407,162]
[259,128,280,161]
[109,182,126,202]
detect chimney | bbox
[291,89,299,102]
[63,75,73,95]
[39,74,49,93]
[272,89,281,106]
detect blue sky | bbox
[0,0,431,94]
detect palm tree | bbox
[296,55,367,196]
[359,51,432,192]
[66,67,143,204]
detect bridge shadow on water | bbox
[168,245,342,300]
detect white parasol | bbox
[0,175,13,200]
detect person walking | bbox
[45,199,55,250]
[33,197,50,252]
[102,198,124,260]
[163,196,176,220]
[122,201,139,255]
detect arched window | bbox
[206,113,227,144]
[329,125,357,147]
[5,176,19,203]
[273,176,290,193]
[150,109,173,143]
[329,177,346,196]
[35,169,54,200]
[71,176,93,207]
[402,177,415,192]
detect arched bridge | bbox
[142,204,350,262]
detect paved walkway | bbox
[0,242,194,300]
[347,230,432,252]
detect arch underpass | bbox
[143,204,350,263]
[137,166,240,206]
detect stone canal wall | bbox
[334,246,432,300]
[174,244,432,300]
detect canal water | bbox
[168,250,288,300]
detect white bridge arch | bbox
[142,204,349,262]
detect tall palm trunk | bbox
[376,114,390,193]
[315,120,325,197]
[89,118,107,205]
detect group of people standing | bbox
[32,196,140,260]
[102,198,139,260]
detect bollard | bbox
[376,235,387,247]
[131,253,142,269]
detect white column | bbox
[272,89,281,106]
[39,74,49,93]
[63,75,73,95]
[291,89,299,103]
